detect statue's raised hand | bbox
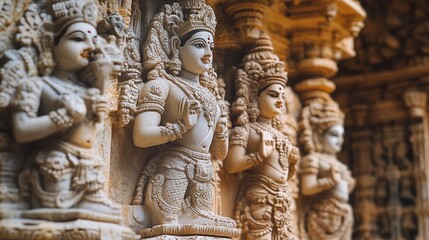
[328,165,341,184]
[260,131,275,159]
[61,94,87,123]
[182,99,201,130]
[215,113,228,135]
[86,88,108,122]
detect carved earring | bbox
[167,55,181,76]
[167,37,182,76]
[38,49,56,76]
[38,29,56,76]
[248,102,260,122]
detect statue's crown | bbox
[308,100,345,133]
[178,0,217,38]
[50,0,97,35]
[258,61,288,89]
[242,35,288,89]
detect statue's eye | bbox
[193,43,204,48]
[70,35,85,41]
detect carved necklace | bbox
[43,76,87,97]
[251,121,291,172]
[165,73,217,128]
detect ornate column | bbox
[221,0,290,61]
[224,0,271,42]
[349,104,378,239]
[290,0,366,130]
[290,1,365,239]
[404,89,429,240]
[287,0,365,80]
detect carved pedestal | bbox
[0,219,138,240]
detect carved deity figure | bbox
[8,0,124,223]
[224,35,299,240]
[299,98,356,240]
[131,1,238,238]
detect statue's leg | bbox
[36,149,72,193]
[180,161,236,228]
[145,166,188,225]
[74,157,121,215]
[240,192,273,240]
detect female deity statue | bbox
[10,0,123,222]
[299,98,356,240]
[224,35,300,240]
[131,1,237,238]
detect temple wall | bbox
[1,0,428,239]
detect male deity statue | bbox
[224,34,300,240]
[299,97,356,240]
[132,0,238,238]
[0,0,137,239]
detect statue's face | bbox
[53,22,97,72]
[178,30,214,75]
[322,124,344,155]
[257,83,285,119]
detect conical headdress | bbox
[50,0,97,36]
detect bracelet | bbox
[317,177,336,190]
[247,152,264,166]
[49,108,74,131]
[215,128,228,141]
[160,120,187,141]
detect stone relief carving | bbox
[0,0,375,239]
[224,33,299,240]
[131,1,238,238]
[0,0,137,239]
[0,0,30,55]
[298,93,355,240]
[341,0,429,73]
[96,11,143,127]
[366,126,420,240]
[0,0,34,218]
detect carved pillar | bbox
[404,89,429,240]
[224,0,271,42]
[288,0,365,79]
[290,0,366,122]
[291,1,365,239]
[383,124,407,240]
[349,104,378,239]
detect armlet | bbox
[300,155,319,175]
[135,83,166,115]
[229,126,249,148]
[11,77,43,117]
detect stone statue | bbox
[131,1,238,238]
[298,98,355,240]
[0,0,137,239]
[224,34,300,240]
